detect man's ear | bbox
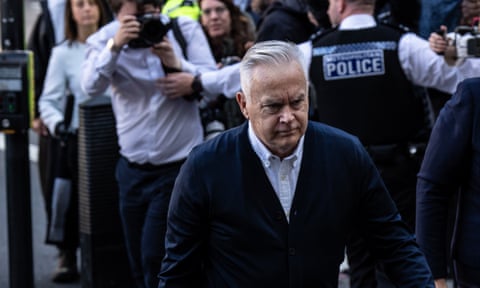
[236,91,249,120]
[338,0,346,14]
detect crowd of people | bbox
[28,0,480,287]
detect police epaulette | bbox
[309,27,337,42]
[378,20,411,34]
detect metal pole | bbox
[1,0,34,287]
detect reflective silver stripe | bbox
[312,41,398,56]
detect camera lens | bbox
[128,14,171,48]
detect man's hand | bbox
[113,14,140,48]
[31,118,49,136]
[429,26,449,54]
[434,278,448,288]
[429,25,458,66]
[156,72,194,99]
[151,37,182,70]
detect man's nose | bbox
[279,106,294,123]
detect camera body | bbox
[452,25,480,59]
[128,14,172,48]
[220,56,241,66]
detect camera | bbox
[128,14,172,48]
[220,56,241,66]
[454,25,480,58]
[442,25,480,60]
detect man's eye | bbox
[263,104,281,113]
[291,99,303,108]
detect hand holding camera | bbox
[430,26,458,66]
[151,37,182,71]
[429,23,480,66]
[113,14,141,50]
[128,13,172,48]
[122,13,181,70]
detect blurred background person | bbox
[28,0,58,202]
[49,0,68,44]
[157,0,255,139]
[37,0,109,283]
[81,0,216,286]
[198,0,255,137]
[255,0,318,43]
[199,0,255,64]
[302,0,480,287]
[420,0,480,123]
[419,0,480,40]
[416,77,480,288]
[374,0,420,32]
[162,0,202,20]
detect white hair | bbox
[239,40,308,99]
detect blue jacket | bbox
[416,77,480,278]
[160,121,434,287]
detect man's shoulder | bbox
[305,122,367,165]
[377,20,411,34]
[310,27,337,43]
[191,125,245,158]
[455,77,480,103]
[461,77,480,90]
[307,121,362,147]
[87,21,118,44]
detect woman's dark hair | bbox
[199,0,255,62]
[65,0,110,43]
[107,0,160,14]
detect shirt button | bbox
[289,248,296,255]
[291,209,297,217]
[275,211,283,221]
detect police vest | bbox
[162,0,201,21]
[309,25,425,146]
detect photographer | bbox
[429,23,480,66]
[81,0,216,287]
[158,0,255,139]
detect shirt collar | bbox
[339,14,376,30]
[247,122,304,168]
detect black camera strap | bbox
[171,18,187,59]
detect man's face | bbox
[138,2,161,14]
[71,0,100,28]
[200,0,232,40]
[117,1,138,17]
[237,62,309,159]
[117,1,160,17]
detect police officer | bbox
[301,0,480,287]
[162,0,201,20]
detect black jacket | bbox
[256,1,316,44]
[159,122,434,287]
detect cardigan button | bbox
[288,248,296,255]
[275,211,283,221]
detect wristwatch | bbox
[191,74,204,93]
[106,38,121,53]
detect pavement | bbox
[0,132,82,288]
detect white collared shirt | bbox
[248,124,304,222]
[82,17,217,165]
